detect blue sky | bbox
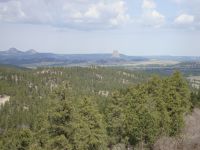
[0,0,200,55]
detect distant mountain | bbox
[2,48,23,55]
[25,49,38,54]
[112,50,120,58]
[0,48,148,67]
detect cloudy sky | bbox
[0,0,200,55]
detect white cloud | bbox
[175,14,194,25]
[171,0,200,29]
[142,0,156,9]
[0,0,130,30]
[141,0,165,28]
[85,5,100,19]
[0,1,26,22]
[142,10,165,28]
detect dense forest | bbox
[0,66,199,150]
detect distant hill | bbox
[0,48,148,67]
[1,48,199,68]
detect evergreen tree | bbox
[48,91,107,150]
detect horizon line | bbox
[0,47,200,57]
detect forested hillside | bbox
[0,66,196,150]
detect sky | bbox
[0,0,200,56]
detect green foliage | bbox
[191,89,200,108]
[0,66,192,149]
[105,72,191,147]
[105,91,126,144]
[48,95,107,150]
[0,129,33,150]
[163,71,191,135]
